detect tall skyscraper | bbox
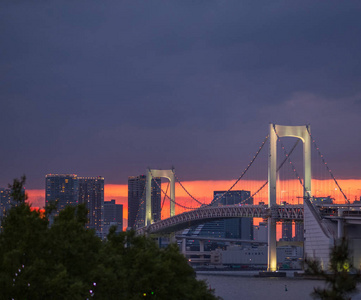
[0,188,14,228]
[78,176,104,232]
[128,175,161,228]
[45,174,79,215]
[294,222,304,242]
[282,222,293,241]
[213,190,254,239]
[45,174,104,233]
[187,190,253,240]
[104,199,123,235]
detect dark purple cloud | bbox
[0,1,361,189]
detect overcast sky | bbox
[1,1,361,189]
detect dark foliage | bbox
[305,238,360,300]
[0,177,220,300]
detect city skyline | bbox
[2,3,361,297]
[23,178,361,229]
[1,2,361,192]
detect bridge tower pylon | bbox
[268,124,312,271]
[146,168,175,226]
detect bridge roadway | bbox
[136,204,304,235]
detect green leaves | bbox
[0,177,220,300]
[8,175,27,203]
[305,238,360,300]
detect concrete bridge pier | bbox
[268,124,311,272]
[145,168,175,226]
[199,240,205,261]
[338,208,344,238]
[199,240,205,252]
[182,238,186,255]
[267,219,277,271]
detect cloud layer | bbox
[1,1,361,189]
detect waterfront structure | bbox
[45,174,79,215]
[136,124,361,271]
[214,245,267,267]
[210,245,303,269]
[128,175,161,228]
[78,176,104,232]
[104,199,123,234]
[254,221,268,242]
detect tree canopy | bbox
[305,238,360,300]
[0,177,220,299]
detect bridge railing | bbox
[137,204,305,235]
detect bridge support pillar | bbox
[199,240,205,252]
[182,238,186,254]
[338,209,344,238]
[267,219,277,271]
[268,124,312,272]
[146,168,175,226]
[199,240,205,263]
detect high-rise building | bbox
[45,174,104,233]
[294,222,304,242]
[253,221,268,242]
[313,196,333,205]
[45,174,79,215]
[78,176,104,232]
[213,190,254,240]
[104,199,123,235]
[0,188,14,228]
[128,175,161,228]
[282,222,293,241]
[186,190,253,241]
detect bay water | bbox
[197,271,361,300]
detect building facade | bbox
[78,176,104,232]
[212,190,254,239]
[183,190,253,250]
[253,221,268,242]
[45,174,104,233]
[282,222,293,241]
[104,199,123,235]
[128,175,161,228]
[0,188,15,228]
[294,222,304,242]
[45,174,79,214]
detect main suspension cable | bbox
[208,135,269,206]
[150,170,200,210]
[236,138,301,205]
[173,170,205,205]
[306,127,349,203]
[161,181,170,210]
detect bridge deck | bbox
[136,204,361,235]
[137,204,304,235]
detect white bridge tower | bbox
[145,169,175,226]
[268,124,311,271]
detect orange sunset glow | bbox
[26,179,361,227]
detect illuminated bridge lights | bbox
[136,204,304,235]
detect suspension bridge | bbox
[133,124,361,272]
